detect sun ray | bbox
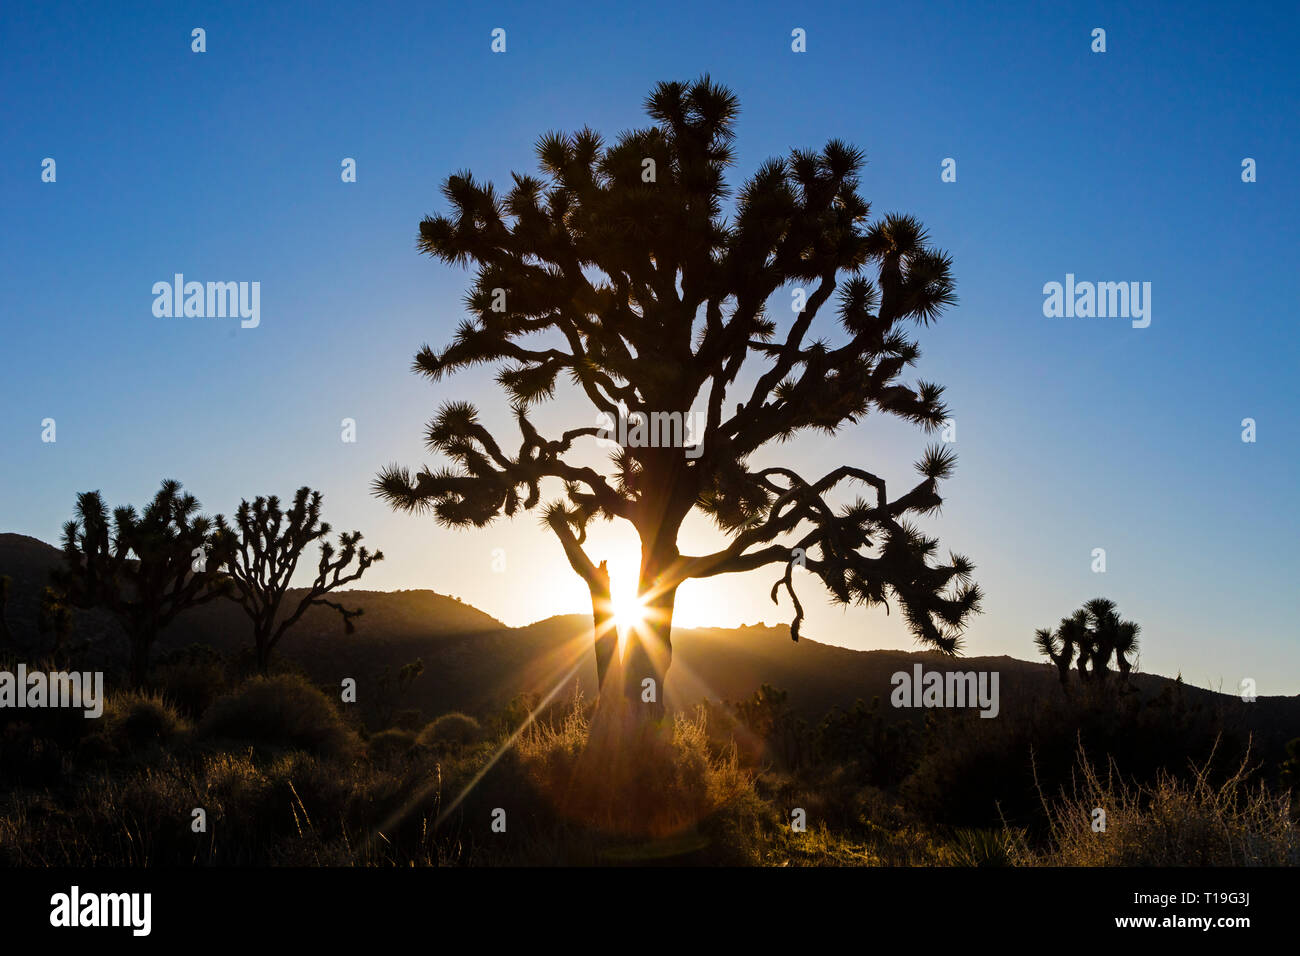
[368,621,596,840]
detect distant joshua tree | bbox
[376,76,981,722]
[1035,598,1141,691]
[54,479,229,686]
[213,487,383,674]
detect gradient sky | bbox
[2,1,1297,692]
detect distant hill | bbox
[3,532,1297,750]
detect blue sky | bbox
[2,1,1297,692]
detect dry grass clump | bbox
[513,693,754,843]
[1018,739,1298,866]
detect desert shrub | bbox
[903,709,1038,829]
[390,709,423,732]
[200,674,356,758]
[78,691,192,763]
[1017,742,1299,866]
[369,728,416,761]
[514,697,753,842]
[0,742,445,866]
[722,684,810,769]
[117,692,190,747]
[492,692,540,737]
[903,683,1250,832]
[1280,737,1300,793]
[0,654,98,750]
[417,712,481,750]
[949,827,1019,867]
[3,750,348,865]
[154,644,228,718]
[816,696,918,788]
[0,722,65,786]
[426,695,764,865]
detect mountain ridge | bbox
[2,533,1296,748]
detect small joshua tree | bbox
[54,479,230,686]
[1036,598,1141,691]
[213,487,383,674]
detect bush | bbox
[200,675,356,758]
[1016,741,1299,866]
[0,749,378,866]
[513,697,753,843]
[154,644,228,719]
[390,709,423,732]
[0,722,66,786]
[369,728,416,761]
[118,693,190,747]
[816,696,918,787]
[902,683,1249,832]
[83,691,191,759]
[417,712,481,750]
[492,692,540,737]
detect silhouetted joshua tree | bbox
[54,480,230,686]
[213,487,383,674]
[1035,609,1083,690]
[375,76,981,722]
[1035,598,1141,691]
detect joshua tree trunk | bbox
[1052,655,1071,690]
[128,626,156,688]
[256,628,273,675]
[622,535,679,723]
[590,561,618,692]
[622,588,675,723]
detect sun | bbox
[596,540,734,634]
[611,589,648,629]
[603,553,649,634]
